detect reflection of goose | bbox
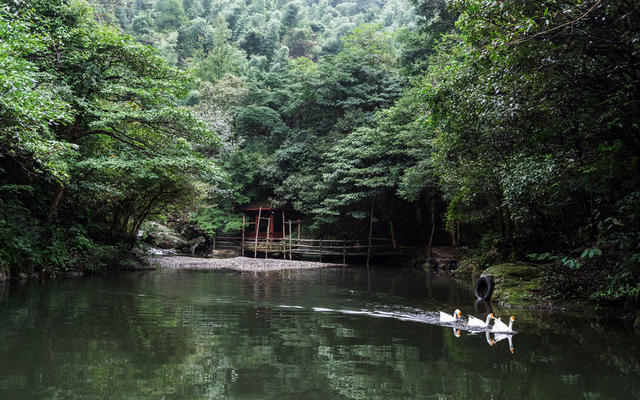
[452,327,461,338]
[492,315,515,333]
[439,309,461,323]
[468,313,493,328]
[493,332,515,353]
[485,331,495,346]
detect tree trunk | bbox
[388,218,397,249]
[367,199,374,268]
[504,206,515,245]
[498,207,506,241]
[47,186,65,222]
[426,197,435,258]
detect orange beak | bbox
[456,330,461,337]
[490,339,495,346]
[511,316,515,321]
[489,313,494,318]
[510,347,515,354]
[457,311,461,318]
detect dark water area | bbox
[0,265,638,399]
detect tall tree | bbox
[154,0,188,32]
[0,0,219,274]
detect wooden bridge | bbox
[213,235,416,264]
[211,205,416,265]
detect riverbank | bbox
[150,255,346,272]
[451,259,640,326]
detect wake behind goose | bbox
[279,304,517,346]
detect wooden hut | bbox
[241,203,287,239]
[239,202,301,258]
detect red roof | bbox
[239,201,286,212]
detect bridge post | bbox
[254,207,261,258]
[241,214,245,256]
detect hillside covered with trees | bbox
[1,0,638,305]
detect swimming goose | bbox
[491,315,515,333]
[468,313,493,328]
[439,309,462,323]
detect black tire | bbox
[474,276,494,301]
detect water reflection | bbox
[493,332,515,353]
[286,303,516,353]
[0,268,638,400]
[474,298,493,314]
[479,330,515,352]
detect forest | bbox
[1,0,638,304]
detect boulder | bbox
[143,221,190,249]
[178,236,206,255]
[481,263,543,307]
[65,270,85,279]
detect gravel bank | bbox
[150,256,346,272]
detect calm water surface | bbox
[0,264,638,399]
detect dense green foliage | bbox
[0,0,219,276]
[424,0,640,301]
[88,0,432,243]
[1,0,638,303]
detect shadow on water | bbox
[0,265,638,400]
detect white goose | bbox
[439,309,462,323]
[468,313,493,328]
[491,315,515,333]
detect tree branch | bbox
[508,0,603,46]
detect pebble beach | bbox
[150,255,346,272]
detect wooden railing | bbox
[213,235,414,263]
[213,234,243,250]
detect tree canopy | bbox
[0,0,219,274]
[2,0,638,303]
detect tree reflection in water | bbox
[0,268,638,399]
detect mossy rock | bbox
[481,263,543,307]
[452,259,482,282]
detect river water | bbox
[0,265,638,399]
